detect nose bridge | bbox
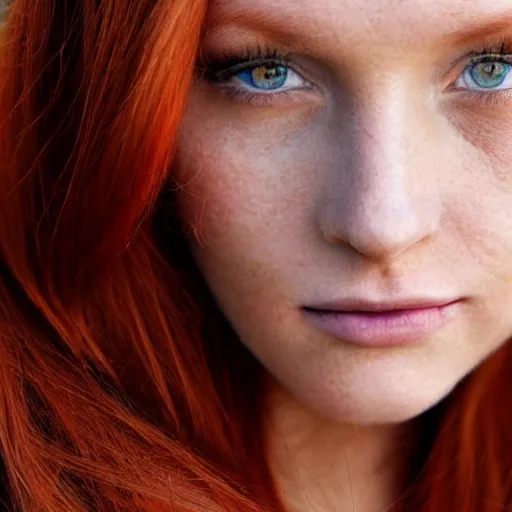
[351,83,410,206]
[319,79,441,260]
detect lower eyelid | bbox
[473,90,512,106]
[449,88,512,106]
[215,86,319,107]
[217,81,281,94]
[218,87,296,106]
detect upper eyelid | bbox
[444,40,511,72]
[467,53,512,65]
[203,10,512,78]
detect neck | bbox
[264,380,416,512]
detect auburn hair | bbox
[1,1,512,511]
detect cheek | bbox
[172,114,294,309]
[443,102,512,171]
[174,134,287,258]
[438,104,512,276]
[171,91,336,334]
[173,95,328,261]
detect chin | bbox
[270,363,459,426]
[300,389,448,425]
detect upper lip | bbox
[304,297,461,313]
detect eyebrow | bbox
[204,7,298,44]
[205,4,512,52]
[441,13,512,44]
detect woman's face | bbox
[175,0,512,424]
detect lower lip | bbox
[302,301,461,348]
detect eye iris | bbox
[238,64,288,90]
[470,61,509,88]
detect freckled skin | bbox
[175,0,512,425]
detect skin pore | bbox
[175,0,512,510]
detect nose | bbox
[317,84,442,262]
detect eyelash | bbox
[200,44,290,76]
[199,39,512,106]
[198,45,306,105]
[466,39,512,61]
[453,39,512,104]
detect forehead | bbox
[206,0,512,51]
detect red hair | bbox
[0,1,511,511]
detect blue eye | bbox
[236,64,288,90]
[469,61,510,88]
[217,61,306,94]
[457,57,512,92]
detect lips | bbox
[303,297,461,314]
[302,297,462,347]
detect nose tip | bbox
[319,191,440,262]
